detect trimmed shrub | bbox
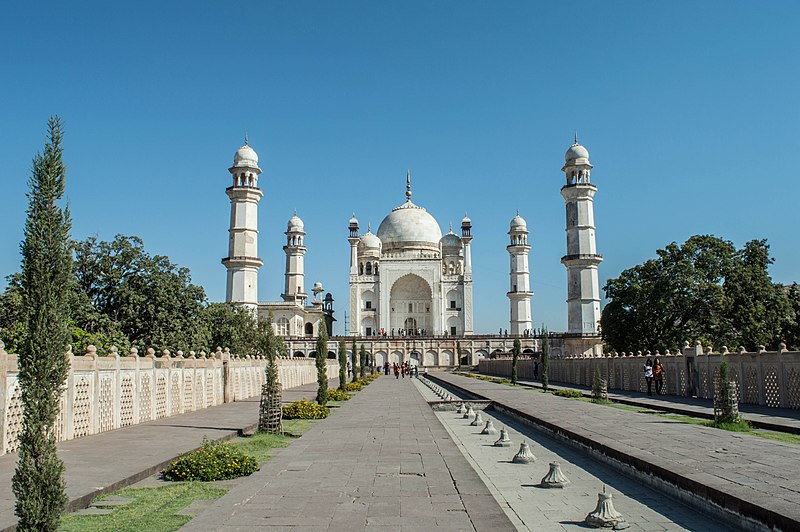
[283,399,330,420]
[163,438,258,481]
[553,389,583,398]
[327,389,351,401]
[344,381,364,392]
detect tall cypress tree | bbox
[351,336,358,383]
[315,320,329,405]
[541,327,550,391]
[511,338,520,385]
[12,117,72,530]
[258,314,282,434]
[359,344,367,378]
[337,337,347,390]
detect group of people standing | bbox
[643,358,665,396]
[384,361,420,379]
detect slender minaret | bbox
[507,212,533,335]
[348,214,360,335]
[461,214,474,335]
[282,212,308,305]
[561,135,602,334]
[222,137,263,312]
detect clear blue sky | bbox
[1,1,799,336]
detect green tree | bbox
[723,240,792,350]
[511,338,520,385]
[601,235,794,353]
[205,303,259,356]
[315,320,329,405]
[73,235,209,352]
[784,284,800,350]
[337,337,347,390]
[359,344,367,378]
[351,337,358,382]
[456,340,462,369]
[541,327,549,391]
[12,116,71,530]
[0,274,25,353]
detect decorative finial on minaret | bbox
[294,207,297,215]
[574,131,578,145]
[516,208,520,216]
[245,132,249,146]
[449,221,453,232]
[406,169,412,200]
[367,222,371,232]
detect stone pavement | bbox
[415,380,723,531]
[496,374,800,434]
[0,379,334,532]
[431,372,800,531]
[182,375,516,531]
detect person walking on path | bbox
[654,359,664,395]
[394,363,400,379]
[644,358,654,396]
[346,361,352,379]
[384,362,390,376]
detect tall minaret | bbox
[461,214,474,335]
[507,212,532,335]
[222,137,263,312]
[560,135,602,334]
[282,212,308,305]
[347,214,360,335]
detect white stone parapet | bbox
[0,341,338,455]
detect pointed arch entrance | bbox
[390,274,432,335]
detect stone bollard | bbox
[540,462,570,488]
[481,419,497,435]
[585,486,628,529]
[512,441,536,463]
[494,427,512,447]
[456,403,466,415]
[470,411,484,427]
[464,406,475,419]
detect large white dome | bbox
[377,201,442,252]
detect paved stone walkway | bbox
[431,372,800,531]
[0,379,333,532]
[183,376,516,531]
[495,375,800,433]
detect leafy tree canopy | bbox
[601,235,797,352]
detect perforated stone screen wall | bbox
[0,345,337,455]
[479,346,800,411]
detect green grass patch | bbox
[59,482,227,532]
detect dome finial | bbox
[245,132,249,146]
[406,169,412,200]
[449,221,453,232]
[368,222,371,232]
[574,130,578,145]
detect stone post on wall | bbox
[682,341,701,397]
[220,347,232,403]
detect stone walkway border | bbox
[430,372,800,532]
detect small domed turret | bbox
[510,213,527,231]
[359,230,381,252]
[564,142,589,163]
[288,213,304,231]
[440,232,462,254]
[233,141,260,169]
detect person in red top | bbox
[653,359,664,395]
